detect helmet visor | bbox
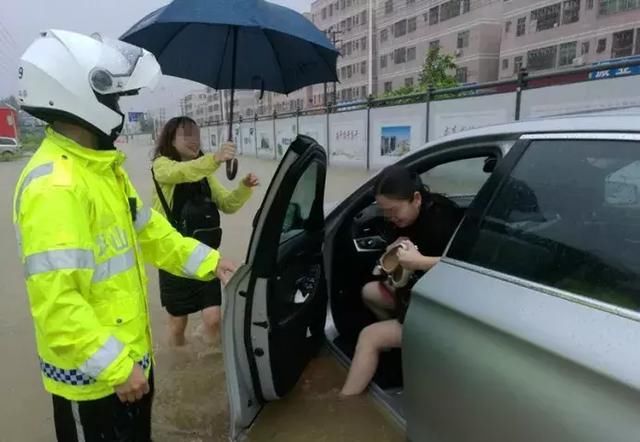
[89,33,159,95]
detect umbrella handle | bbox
[226,158,238,180]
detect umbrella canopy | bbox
[120,0,339,95]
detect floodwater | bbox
[0,143,403,442]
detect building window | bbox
[430,39,440,50]
[455,67,468,83]
[612,29,635,58]
[517,17,526,36]
[597,38,607,53]
[463,0,471,13]
[441,0,462,22]
[384,81,393,93]
[380,55,388,68]
[635,29,640,54]
[587,0,594,9]
[505,21,512,33]
[514,56,523,74]
[347,65,353,78]
[599,0,640,16]
[361,37,367,51]
[527,45,558,71]
[380,29,388,42]
[405,77,414,87]
[562,0,580,24]
[407,46,417,61]
[394,47,407,64]
[394,19,408,37]
[531,3,561,32]
[429,6,439,25]
[361,86,367,97]
[582,41,590,55]
[329,4,333,16]
[385,0,393,14]
[502,58,509,70]
[457,30,470,49]
[558,41,577,66]
[408,17,417,33]
[322,7,327,19]
[361,61,367,74]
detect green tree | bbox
[382,46,459,99]
[417,46,459,90]
[0,95,19,109]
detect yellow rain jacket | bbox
[13,128,220,401]
[151,154,252,217]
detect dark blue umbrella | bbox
[121,0,339,179]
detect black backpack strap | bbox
[151,167,176,228]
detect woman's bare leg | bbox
[201,305,222,344]
[167,314,189,347]
[362,281,396,320]
[340,320,402,396]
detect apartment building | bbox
[376,0,503,93]
[182,88,221,125]
[309,0,374,104]
[500,0,640,79]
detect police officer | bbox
[13,29,236,441]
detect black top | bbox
[386,193,462,259]
[384,193,463,322]
[159,178,215,301]
[170,179,211,222]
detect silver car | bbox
[0,137,19,161]
[223,114,640,441]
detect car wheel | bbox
[0,151,14,162]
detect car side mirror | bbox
[605,181,639,206]
[483,157,498,173]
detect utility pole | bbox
[368,0,375,97]
[325,27,343,107]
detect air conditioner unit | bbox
[455,49,463,57]
[572,56,585,66]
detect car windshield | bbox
[0,138,17,146]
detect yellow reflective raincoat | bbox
[13,128,220,401]
[151,154,252,217]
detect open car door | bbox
[223,135,328,440]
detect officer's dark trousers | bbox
[51,370,154,442]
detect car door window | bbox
[420,156,494,196]
[281,162,320,242]
[448,139,640,311]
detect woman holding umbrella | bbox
[152,116,259,347]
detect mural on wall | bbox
[521,76,640,119]
[242,126,256,155]
[432,109,510,139]
[276,118,297,158]
[380,126,411,157]
[299,115,327,150]
[256,121,275,158]
[329,111,367,166]
[371,104,426,169]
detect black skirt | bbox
[158,270,221,317]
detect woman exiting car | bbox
[341,165,461,396]
[152,116,259,347]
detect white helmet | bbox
[18,29,161,144]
